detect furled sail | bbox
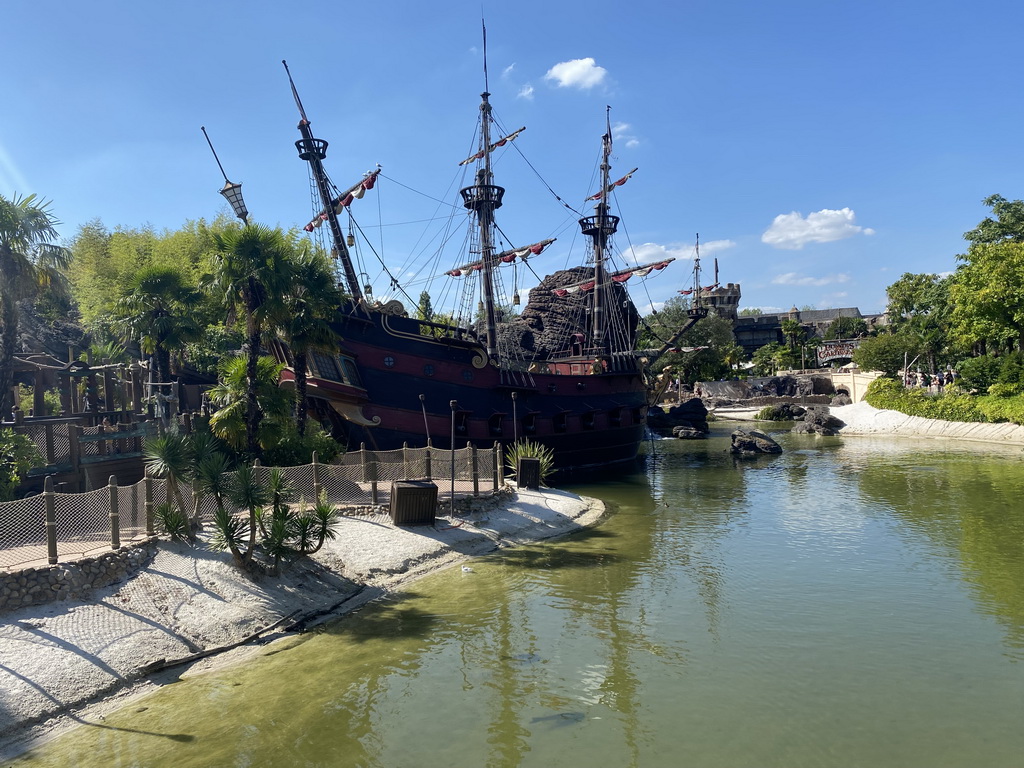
[304,168,382,231]
[458,127,526,166]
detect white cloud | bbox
[698,239,737,256]
[502,63,516,77]
[611,121,639,148]
[761,207,874,250]
[517,84,535,101]
[544,58,607,89]
[772,272,850,287]
[626,242,697,262]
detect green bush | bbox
[956,356,1001,392]
[996,352,1024,387]
[755,405,792,421]
[261,422,343,467]
[505,439,555,486]
[864,376,1024,425]
[0,429,42,501]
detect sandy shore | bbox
[0,486,603,759]
[714,401,1024,446]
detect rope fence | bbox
[0,442,504,572]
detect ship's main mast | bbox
[579,110,620,355]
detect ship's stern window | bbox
[311,351,341,381]
[339,357,362,387]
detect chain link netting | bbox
[1,444,502,570]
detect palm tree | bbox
[207,355,292,453]
[113,264,201,412]
[278,251,343,436]
[0,194,72,413]
[207,225,296,457]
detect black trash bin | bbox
[390,480,438,525]
[517,457,541,490]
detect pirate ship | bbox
[269,60,707,474]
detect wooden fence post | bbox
[144,475,155,536]
[471,443,479,496]
[44,476,58,565]
[44,422,55,464]
[425,438,432,480]
[402,442,410,480]
[109,475,120,550]
[496,442,504,486]
[311,451,322,502]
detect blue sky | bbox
[3,0,1023,316]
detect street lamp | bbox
[202,126,249,224]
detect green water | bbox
[12,426,1024,767]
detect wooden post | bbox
[44,476,58,565]
[360,442,368,483]
[496,441,504,486]
[33,369,45,416]
[98,423,108,456]
[425,438,432,480]
[470,442,479,496]
[144,475,155,536]
[69,424,82,488]
[402,442,410,480]
[44,422,55,465]
[102,360,115,411]
[492,443,500,490]
[108,475,120,550]
[130,362,144,414]
[311,451,322,503]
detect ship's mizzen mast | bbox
[283,60,363,303]
[460,91,505,360]
[578,108,620,356]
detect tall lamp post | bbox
[201,126,250,224]
[449,400,458,516]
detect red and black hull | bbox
[279,308,649,476]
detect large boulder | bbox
[730,429,783,454]
[792,406,846,436]
[648,398,710,438]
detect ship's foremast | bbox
[460,91,505,360]
[284,61,363,303]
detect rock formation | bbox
[730,429,783,454]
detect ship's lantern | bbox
[219,181,249,224]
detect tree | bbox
[752,342,794,376]
[278,251,343,436]
[963,195,1024,246]
[638,297,736,382]
[852,333,920,377]
[207,225,297,458]
[0,194,72,414]
[824,316,868,340]
[206,355,293,454]
[779,318,806,350]
[949,242,1024,353]
[113,265,202,409]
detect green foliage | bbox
[641,297,737,382]
[207,355,292,456]
[852,333,920,377]
[987,382,1023,398]
[864,377,988,423]
[17,384,62,417]
[949,241,1024,352]
[956,356,1001,392]
[963,194,1024,245]
[996,352,1024,386]
[0,428,42,501]
[751,342,796,375]
[824,315,868,340]
[756,405,793,421]
[184,325,244,379]
[261,421,342,467]
[505,439,555,486]
[154,502,192,543]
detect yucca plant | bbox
[154,502,192,543]
[504,439,555,487]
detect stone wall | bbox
[0,540,157,615]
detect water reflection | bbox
[12,428,1024,767]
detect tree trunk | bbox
[0,301,20,416]
[245,291,262,459]
[295,350,308,437]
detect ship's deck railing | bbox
[0,443,503,572]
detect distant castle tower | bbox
[701,282,741,321]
